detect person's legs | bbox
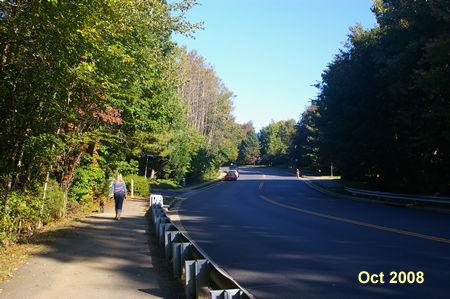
[114,195,118,219]
[114,193,125,220]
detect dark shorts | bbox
[114,192,125,211]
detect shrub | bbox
[0,191,42,246]
[70,164,106,205]
[123,174,150,197]
[114,160,139,176]
[149,178,181,190]
[42,180,65,221]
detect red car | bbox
[224,170,238,181]
[229,164,239,177]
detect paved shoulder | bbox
[0,198,179,299]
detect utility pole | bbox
[144,155,149,178]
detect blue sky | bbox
[172,0,377,131]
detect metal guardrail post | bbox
[158,220,168,245]
[195,259,210,299]
[157,217,170,244]
[181,243,193,276]
[164,229,173,259]
[155,216,162,240]
[153,209,164,227]
[185,260,196,299]
[224,289,242,298]
[172,242,182,278]
[165,230,180,259]
[173,241,193,279]
[210,290,224,299]
[161,223,173,247]
[209,288,243,299]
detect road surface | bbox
[175,167,450,298]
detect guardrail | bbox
[344,187,450,204]
[150,196,254,299]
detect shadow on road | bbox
[0,199,185,299]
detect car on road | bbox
[229,164,239,176]
[224,170,238,181]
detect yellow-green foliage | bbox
[123,174,150,197]
[0,180,65,246]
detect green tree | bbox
[292,104,321,171]
[312,0,449,194]
[259,120,296,165]
[237,130,261,165]
[176,48,242,180]
[0,0,201,243]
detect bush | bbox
[114,160,139,176]
[149,178,181,190]
[0,180,68,247]
[123,174,150,197]
[70,164,106,205]
[0,191,41,246]
[43,180,65,221]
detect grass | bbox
[149,172,222,191]
[186,171,222,187]
[303,175,341,179]
[163,196,175,205]
[337,178,371,190]
[311,182,349,195]
[150,179,181,190]
[191,178,224,190]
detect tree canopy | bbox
[314,0,449,194]
[258,120,296,166]
[237,130,261,165]
[0,0,246,244]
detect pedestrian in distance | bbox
[296,168,300,179]
[110,173,127,220]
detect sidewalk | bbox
[0,198,184,299]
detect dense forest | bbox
[0,0,250,245]
[256,0,449,195]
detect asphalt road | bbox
[175,167,450,298]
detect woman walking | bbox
[110,174,127,220]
